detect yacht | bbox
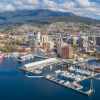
[0,55,3,60]
[64,81,70,86]
[51,77,55,80]
[59,80,65,84]
[55,69,61,74]
[39,66,44,70]
[46,75,52,79]
[50,65,52,69]
[35,70,42,74]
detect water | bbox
[0,57,100,100]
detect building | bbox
[96,36,100,46]
[29,38,38,48]
[44,42,54,50]
[39,46,47,51]
[88,36,96,42]
[34,32,41,41]
[61,45,73,59]
[70,37,77,45]
[57,42,67,55]
[40,36,48,43]
[80,41,87,48]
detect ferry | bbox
[0,55,3,60]
[17,54,34,61]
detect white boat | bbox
[64,81,70,86]
[55,69,61,74]
[50,65,52,69]
[51,77,54,80]
[39,66,44,70]
[59,80,65,84]
[35,70,42,74]
[46,75,51,79]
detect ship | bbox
[0,55,3,60]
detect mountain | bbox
[0,9,76,26]
[30,16,100,26]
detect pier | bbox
[25,75,43,78]
[43,77,91,96]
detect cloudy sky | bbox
[0,0,100,19]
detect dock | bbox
[25,75,44,78]
[43,77,91,96]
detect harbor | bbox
[18,57,100,96]
[1,56,100,100]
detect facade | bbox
[89,36,96,42]
[96,36,100,46]
[34,32,41,41]
[70,37,77,45]
[57,42,67,55]
[80,42,87,48]
[39,46,47,51]
[23,58,57,69]
[40,36,48,43]
[61,45,73,59]
[29,38,38,48]
[44,42,54,50]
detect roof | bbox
[24,58,57,68]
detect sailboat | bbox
[50,65,52,69]
[86,79,93,94]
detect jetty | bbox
[25,75,43,78]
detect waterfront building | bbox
[57,42,67,55]
[61,45,73,59]
[44,41,54,50]
[23,58,57,69]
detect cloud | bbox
[0,0,100,19]
[0,2,15,12]
[12,1,23,6]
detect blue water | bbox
[0,57,100,100]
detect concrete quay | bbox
[43,77,92,96]
[25,75,43,78]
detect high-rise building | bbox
[61,45,73,59]
[44,42,54,50]
[96,36,100,46]
[70,37,77,45]
[57,42,67,55]
[89,36,96,42]
[34,32,41,41]
[29,38,38,48]
[40,36,48,43]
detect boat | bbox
[0,55,3,60]
[50,65,52,69]
[86,79,93,94]
[59,80,65,84]
[46,75,51,79]
[55,69,61,74]
[95,68,100,71]
[64,81,70,86]
[17,54,34,61]
[51,77,55,80]
[39,66,44,70]
[34,70,42,74]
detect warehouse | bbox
[23,58,57,69]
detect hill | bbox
[33,16,100,25]
[0,9,75,26]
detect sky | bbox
[0,0,100,19]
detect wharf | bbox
[25,75,44,78]
[43,77,91,96]
[35,55,49,59]
[76,73,100,83]
[19,62,58,74]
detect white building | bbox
[34,32,41,40]
[23,58,57,69]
